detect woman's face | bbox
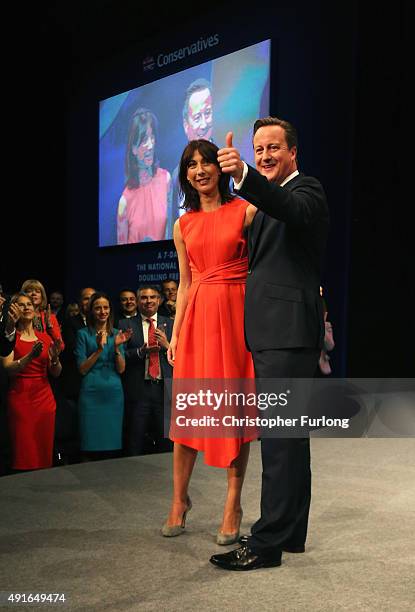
[16,296,35,321]
[186,150,221,196]
[92,298,110,324]
[133,125,155,169]
[25,287,42,308]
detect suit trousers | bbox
[249,347,320,555]
[125,381,172,456]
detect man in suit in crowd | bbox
[114,288,138,327]
[157,278,178,319]
[210,117,329,570]
[119,285,173,456]
[0,293,21,475]
[57,287,96,463]
[0,294,21,357]
[49,290,65,327]
[61,287,96,399]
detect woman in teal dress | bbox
[75,292,132,455]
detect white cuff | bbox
[233,162,248,190]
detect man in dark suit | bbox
[57,287,96,463]
[157,279,178,319]
[60,287,96,401]
[0,295,21,357]
[49,290,65,327]
[119,285,173,456]
[210,117,329,570]
[114,288,138,327]
[0,294,21,475]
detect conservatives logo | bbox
[143,56,156,72]
[143,34,220,72]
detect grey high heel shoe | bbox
[161,497,192,537]
[216,509,243,545]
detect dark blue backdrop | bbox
[65,5,357,376]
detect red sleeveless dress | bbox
[7,332,56,469]
[171,198,256,467]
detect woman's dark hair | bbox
[125,108,159,188]
[87,292,114,335]
[178,139,233,212]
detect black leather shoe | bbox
[210,545,281,571]
[238,534,305,553]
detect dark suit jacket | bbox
[60,313,87,398]
[238,168,329,352]
[0,298,16,357]
[119,315,173,402]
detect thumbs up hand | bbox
[217,131,244,183]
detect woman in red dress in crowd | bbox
[21,279,64,351]
[2,292,62,470]
[161,140,257,544]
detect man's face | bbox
[253,125,297,185]
[162,281,178,302]
[184,88,213,141]
[137,289,161,318]
[80,288,96,315]
[50,292,63,309]
[119,291,137,316]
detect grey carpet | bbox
[0,439,414,611]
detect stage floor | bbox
[1,439,414,611]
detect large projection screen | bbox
[99,39,271,247]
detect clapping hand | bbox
[48,340,61,363]
[96,330,108,349]
[115,328,133,347]
[45,304,53,329]
[30,340,43,359]
[155,325,169,349]
[139,342,160,356]
[4,302,22,334]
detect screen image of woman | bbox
[117,107,172,244]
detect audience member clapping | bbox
[21,279,64,351]
[2,292,62,471]
[75,292,132,460]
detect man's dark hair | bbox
[179,140,232,212]
[253,116,298,150]
[137,286,161,297]
[182,78,211,122]
[119,288,137,297]
[161,278,178,289]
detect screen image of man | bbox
[170,79,213,234]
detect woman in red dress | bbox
[2,292,62,470]
[117,107,172,244]
[162,140,257,544]
[21,279,64,351]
